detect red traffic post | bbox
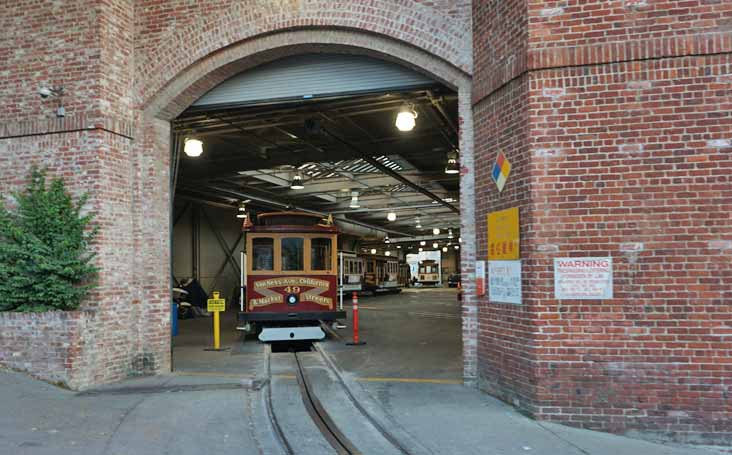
[346,291,366,346]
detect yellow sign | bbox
[487,207,519,260]
[207,291,226,312]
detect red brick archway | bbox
[135,1,471,112]
[138,27,479,384]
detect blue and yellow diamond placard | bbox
[491,152,511,192]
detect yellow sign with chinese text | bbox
[487,207,519,260]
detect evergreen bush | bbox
[0,168,98,312]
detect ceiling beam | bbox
[321,126,459,213]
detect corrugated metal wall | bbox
[192,54,436,108]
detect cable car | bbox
[417,259,440,286]
[360,253,401,294]
[239,212,346,342]
[339,251,363,293]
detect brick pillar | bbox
[474,0,732,444]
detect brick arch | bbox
[143,29,471,121]
[136,0,470,111]
[138,27,478,385]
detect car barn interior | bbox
[169,54,463,379]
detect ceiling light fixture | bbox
[371,248,377,255]
[433,228,440,235]
[442,246,448,253]
[236,200,248,218]
[419,247,423,252]
[349,191,360,208]
[385,251,391,257]
[420,241,426,246]
[395,104,417,132]
[433,242,439,249]
[454,245,460,250]
[184,137,203,157]
[448,229,454,239]
[385,235,390,244]
[290,171,304,190]
[445,149,460,174]
[387,210,397,222]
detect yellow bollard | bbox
[206,291,227,351]
[213,310,221,350]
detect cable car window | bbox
[311,238,332,271]
[281,237,304,271]
[252,238,274,271]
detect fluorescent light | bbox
[184,138,203,157]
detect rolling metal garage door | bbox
[191,54,436,109]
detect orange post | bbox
[346,291,366,346]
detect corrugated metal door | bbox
[191,54,436,109]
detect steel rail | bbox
[293,352,362,455]
[312,343,414,455]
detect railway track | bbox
[264,343,418,455]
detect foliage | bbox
[0,168,98,311]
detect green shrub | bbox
[0,168,98,312]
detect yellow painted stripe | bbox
[356,377,463,385]
[273,374,462,385]
[175,371,256,379]
[273,374,297,379]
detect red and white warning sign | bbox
[554,257,613,300]
[475,261,485,296]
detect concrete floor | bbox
[322,288,462,381]
[1,288,728,454]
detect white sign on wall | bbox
[488,260,521,304]
[554,257,613,300]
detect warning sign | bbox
[475,261,486,297]
[487,207,519,260]
[554,257,613,300]
[207,298,226,312]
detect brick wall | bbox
[529,54,732,445]
[1,0,472,390]
[473,0,528,102]
[474,0,732,444]
[0,311,96,389]
[473,73,538,406]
